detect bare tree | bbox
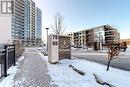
[106,43,120,71]
[13,40,24,59]
[51,12,66,34]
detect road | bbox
[72,50,130,71]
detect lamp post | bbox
[46,28,49,51]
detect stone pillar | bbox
[48,34,59,63]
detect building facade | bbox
[24,0,30,45]
[104,25,120,45]
[12,0,25,44]
[29,0,36,46]
[67,32,74,46]
[72,25,120,47]
[0,0,42,46]
[35,7,42,46]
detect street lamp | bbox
[46,28,49,51]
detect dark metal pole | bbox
[14,44,16,66]
[4,45,8,77]
[106,59,111,71]
[46,28,49,51]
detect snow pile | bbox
[0,56,24,87]
[71,47,93,51]
[38,51,130,87]
[72,51,107,56]
[68,59,130,87]
[71,47,83,51]
[42,57,100,87]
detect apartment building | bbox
[104,25,120,45]
[72,25,120,47]
[12,0,25,43]
[0,0,42,46]
[0,0,25,44]
[35,7,42,46]
[67,32,74,46]
[24,0,30,45]
[29,0,36,46]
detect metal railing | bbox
[0,44,15,77]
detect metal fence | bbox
[0,44,15,77]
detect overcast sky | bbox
[35,0,130,41]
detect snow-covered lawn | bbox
[72,47,130,58]
[0,64,1,77]
[39,52,130,87]
[0,56,24,87]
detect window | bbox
[1,1,13,14]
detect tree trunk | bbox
[106,59,111,71]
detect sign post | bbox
[59,35,71,60]
[48,34,59,64]
[48,34,71,64]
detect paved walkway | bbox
[13,49,57,87]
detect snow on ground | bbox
[72,47,130,57]
[0,56,24,87]
[72,51,107,56]
[38,51,130,87]
[125,47,130,53]
[71,47,93,51]
[0,64,1,77]
[117,47,130,56]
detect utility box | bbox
[48,34,59,63]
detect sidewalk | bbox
[13,49,57,87]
